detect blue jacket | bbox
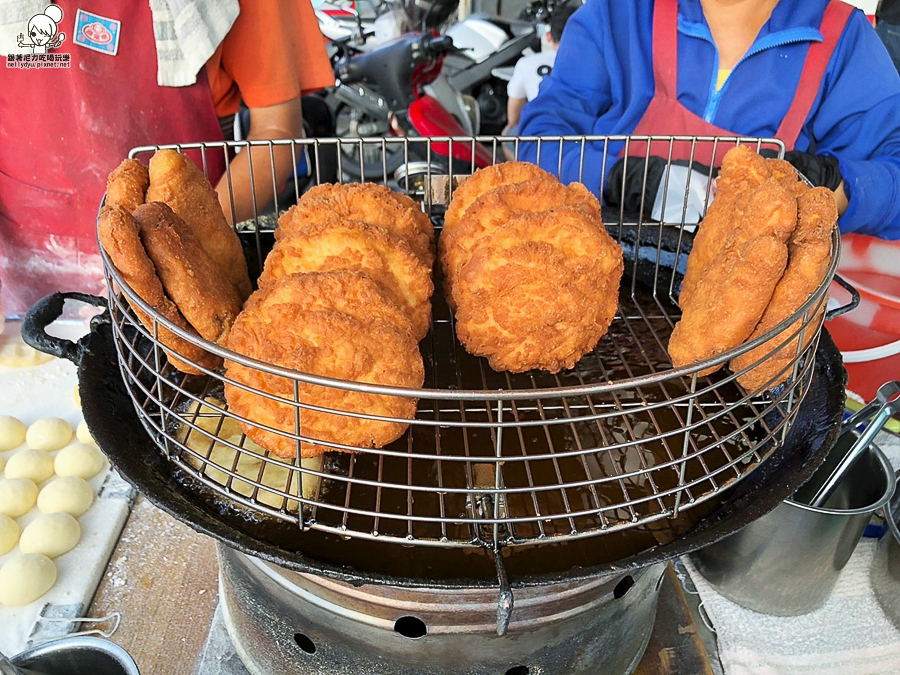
[519,0,900,239]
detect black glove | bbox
[606,156,666,214]
[759,149,843,191]
[605,156,713,217]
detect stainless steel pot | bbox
[10,637,139,675]
[690,435,895,616]
[872,469,900,629]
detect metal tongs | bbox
[811,381,900,507]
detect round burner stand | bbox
[218,544,665,675]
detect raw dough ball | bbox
[0,478,38,518]
[0,416,26,451]
[37,477,93,517]
[0,554,57,606]
[0,336,54,369]
[26,418,73,452]
[19,513,81,558]
[0,515,19,556]
[75,419,97,447]
[54,443,105,480]
[73,385,81,409]
[5,448,55,483]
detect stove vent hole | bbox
[293,633,317,654]
[613,575,635,599]
[505,667,530,675]
[394,615,428,639]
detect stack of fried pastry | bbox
[224,183,432,458]
[99,150,250,374]
[440,162,624,373]
[668,146,837,390]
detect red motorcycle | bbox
[332,31,495,179]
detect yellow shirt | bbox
[716,68,732,92]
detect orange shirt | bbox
[205,0,334,117]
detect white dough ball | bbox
[0,554,57,606]
[54,444,105,480]
[0,416,27,451]
[26,418,73,452]
[0,478,38,518]
[75,419,96,447]
[37,477,93,517]
[0,515,19,556]
[19,513,81,559]
[5,448,55,483]
[0,340,53,369]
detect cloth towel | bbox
[149,0,238,87]
[684,430,900,675]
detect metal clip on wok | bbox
[811,381,900,507]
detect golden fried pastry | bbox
[370,184,434,247]
[679,146,771,306]
[259,221,433,340]
[302,182,434,255]
[135,202,242,345]
[730,187,836,390]
[443,162,556,233]
[278,183,434,267]
[106,159,149,213]
[766,158,810,197]
[720,180,799,246]
[97,205,220,374]
[668,181,797,375]
[225,307,423,458]
[245,271,413,337]
[147,149,252,301]
[440,178,601,296]
[453,207,623,373]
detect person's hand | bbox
[760,149,846,213]
[834,180,849,215]
[781,151,843,191]
[606,156,713,224]
[760,150,843,190]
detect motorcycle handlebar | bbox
[335,33,455,85]
[421,34,455,56]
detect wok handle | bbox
[21,292,106,365]
[825,274,860,321]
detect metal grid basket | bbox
[101,135,840,551]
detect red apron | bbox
[0,0,225,316]
[624,0,854,165]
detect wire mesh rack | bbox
[100,135,840,550]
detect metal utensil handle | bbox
[0,652,42,675]
[840,396,883,433]
[21,292,106,365]
[825,274,860,321]
[810,381,900,507]
[0,652,25,675]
